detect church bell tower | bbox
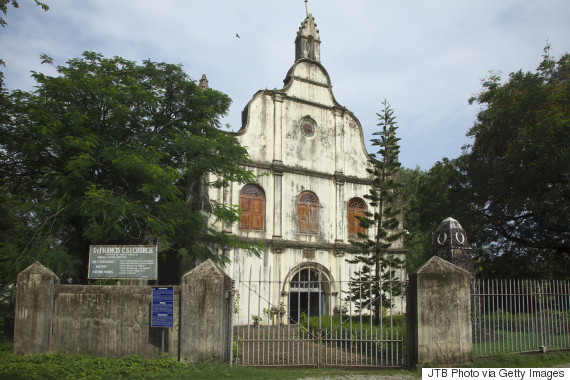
[295,14,321,62]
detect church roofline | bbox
[283,58,331,88]
[231,86,356,136]
[230,13,374,163]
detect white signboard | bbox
[88,245,158,279]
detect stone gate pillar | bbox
[179,259,232,363]
[14,262,60,355]
[407,256,472,367]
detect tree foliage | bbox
[464,45,570,278]
[402,46,570,279]
[402,157,477,272]
[0,52,257,284]
[346,99,404,324]
[399,166,424,273]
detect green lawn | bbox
[3,342,570,380]
[0,342,415,380]
[473,330,570,356]
[473,350,570,368]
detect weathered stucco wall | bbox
[50,285,180,358]
[14,260,232,362]
[407,256,472,367]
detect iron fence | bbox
[472,279,570,356]
[232,264,407,367]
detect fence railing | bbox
[472,278,570,356]
[232,264,407,367]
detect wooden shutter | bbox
[239,185,264,230]
[348,198,366,238]
[239,197,251,229]
[298,192,318,234]
[252,197,264,230]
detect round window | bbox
[299,117,316,137]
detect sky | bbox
[2,0,570,170]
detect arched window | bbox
[239,184,264,230]
[347,197,367,238]
[289,268,323,320]
[298,191,318,234]
[307,35,315,59]
[286,264,333,321]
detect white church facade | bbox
[208,13,406,323]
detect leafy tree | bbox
[466,45,570,278]
[0,52,257,284]
[346,99,405,325]
[402,47,570,279]
[403,157,478,270]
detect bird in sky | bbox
[236,33,240,38]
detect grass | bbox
[0,343,417,380]
[305,314,406,346]
[473,330,570,356]
[2,342,570,380]
[473,350,570,368]
[307,314,406,330]
[304,314,407,366]
[0,343,302,379]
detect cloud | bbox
[2,0,569,170]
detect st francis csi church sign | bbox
[88,245,158,280]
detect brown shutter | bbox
[239,185,264,230]
[348,208,357,238]
[298,192,318,234]
[239,198,251,229]
[298,203,309,233]
[308,205,318,234]
[252,198,264,230]
[348,198,366,238]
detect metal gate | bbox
[472,278,570,356]
[232,264,407,367]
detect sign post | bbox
[152,287,174,355]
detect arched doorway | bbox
[287,265,332,323]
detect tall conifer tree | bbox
[346,99,405,325]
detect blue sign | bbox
[151,287,173,328]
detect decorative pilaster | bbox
[335,173,345,243]
[333,108,345,174]
[272,161,285,239]
[273,93,284,163]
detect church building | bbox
[208,13,406,323]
